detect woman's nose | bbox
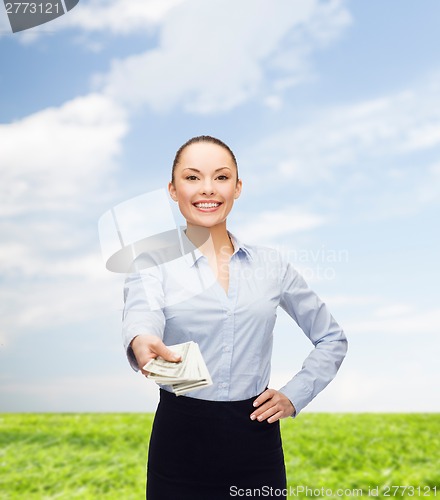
[201,180,214,195]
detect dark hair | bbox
[171,135,239,184]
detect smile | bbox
[194,202,221,208]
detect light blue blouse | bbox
[122,230,348,416]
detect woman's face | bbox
[168,142,242,229]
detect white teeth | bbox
[195,202,220,208]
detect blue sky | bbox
[1,0,439,413]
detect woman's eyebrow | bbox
[182,166,232,173]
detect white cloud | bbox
[270,293,440,413]
[304,366,440,413]
[235,206,325,244]
[240,74,440,221]
[0,93,128,215]
[264,95,284,111]
[344,307,440,336]
[0,255,124,343]
[318,295,440,337]
[415,161,440,206]
[0,92,130,345]
[311,296,440,338]
[1,0,187,41]
[270,360,440,413]
[62,0,187,34]
[99,0,351,114]
[324,295,381,307]
[250,89,440,183]
[373,304,415,318]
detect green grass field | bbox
[1,413,439,499]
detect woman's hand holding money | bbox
[130,334,182,377]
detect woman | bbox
[122,136,348,499]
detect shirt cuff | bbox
[126,340,140,372]
[279,379,314,418]
[123,328,164,372]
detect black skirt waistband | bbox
[158,387,262,418]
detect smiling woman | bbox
[122,135,348,500]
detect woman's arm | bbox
[122,262,183,372]
[276,255,348,417]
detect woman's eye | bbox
[185,174,228,181]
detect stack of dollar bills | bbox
[143,341,212,396]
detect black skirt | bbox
[146,388,287,500]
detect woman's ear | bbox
[168,181,178,202]
[234,178,243,199]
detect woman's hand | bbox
[130,334,182,376]
[250,388,296,423]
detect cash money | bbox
[143,341,212,396]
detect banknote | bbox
[144,341,212,395]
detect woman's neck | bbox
[185,223,233,258]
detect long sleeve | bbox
[277,256,348,417]
[122,264,166,371]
